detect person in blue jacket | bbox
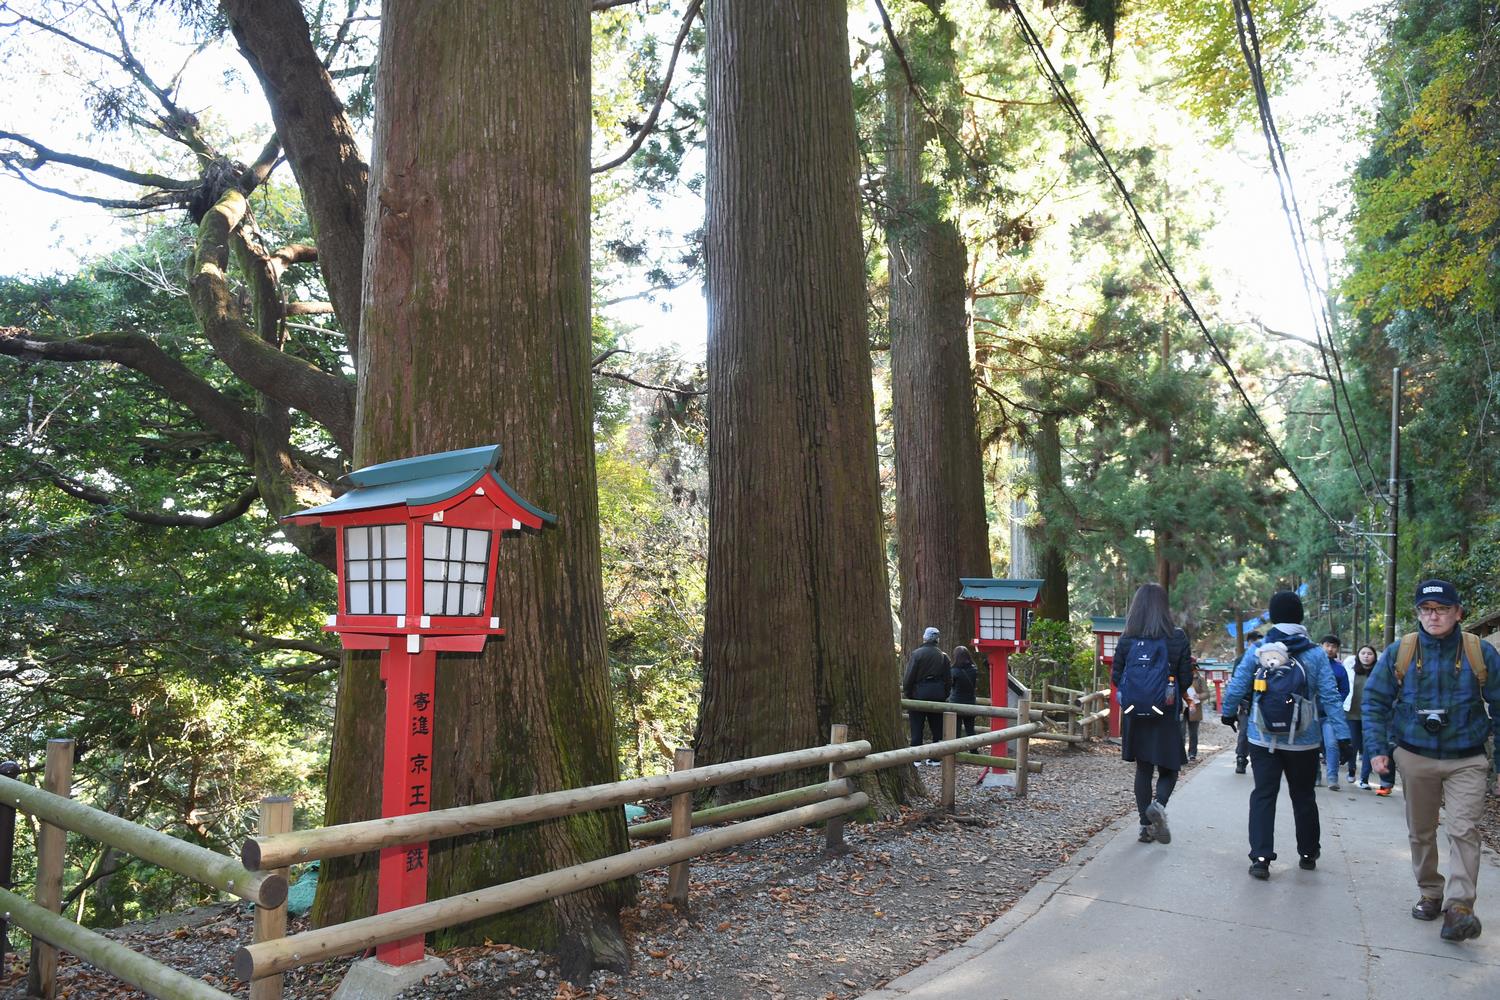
[1317,634,1351,788]
[1362,579,1500,943]
[1221,590,1351,880]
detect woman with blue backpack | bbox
[1219,590,1353,879]
[1111,583,1193,845]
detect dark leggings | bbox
[1134,760,1178,823]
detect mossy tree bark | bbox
[885,12,993,658]
[697,0,916,808]
[311,0,629,977]
[1033,415,1070,621]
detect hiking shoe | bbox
[1235,758,1248,774]
[1412,897,1443,921]
[1441,905,1482,941]
[1376,786,1393,796]
[1299,855,1317,870]
[1358,781,1370,789]
[1146,801,1171,844]
[1138,824,1155,843]
[1249,859,1270,880]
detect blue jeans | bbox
[1347,719,1370,782]
[1320,719,1340,781]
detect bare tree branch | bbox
[0,326,257,455]
[592,0,702,173]
[240,630,340,660]
[42,470,259,528]
[0,131,195,190]
[596,369,705,396]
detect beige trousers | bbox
[1393,746,1489,909]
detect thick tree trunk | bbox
[697,0,915,807]
[1033,415,1069,621]
[885,26,992,659]
[312,1,629,977]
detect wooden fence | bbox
[1,693,1111,999]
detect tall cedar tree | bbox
[312,0,630,975]
[885,7,993,654]
[697,0,915,804]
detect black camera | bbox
[1418,708,1448,734]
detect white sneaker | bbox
[1358,781,1370,789]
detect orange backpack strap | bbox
[1393,633,1420,685]
[1461,631,1489,687]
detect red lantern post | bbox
[285,446,553,966]
[959,579,1042,788]
[1090,616,1125,738]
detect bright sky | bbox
[0,4,1377,365]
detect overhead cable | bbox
[1002,1,1347,535]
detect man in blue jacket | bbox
[1363,579,1500,943]
[1221,591,1351,880]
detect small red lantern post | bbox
[1090,616,1125,738]
[959,578,1042,787]
[285,446,553,967]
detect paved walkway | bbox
[861,745,1500,1000]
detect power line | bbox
[1229,0,1383,500]
[1002,1,1348,537]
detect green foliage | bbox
[1010,616,1094,691]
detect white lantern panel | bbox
[462,584,485,615]
[383,525,407,556]
[346,526,370,558]
[424,582,445,613]
[349,589,370,614]
[423,524,448,558]
[465,529,490,560]
[463,562,485,583]
[384,582,406,612]
[348,560,370,581]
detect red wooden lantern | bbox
[285,445,553,966]
[959,578,1042,787]
[1090,615,1125,738]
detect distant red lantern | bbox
[959,578,1042,787]
[285,445,553,966]
[1090,616,1126,738]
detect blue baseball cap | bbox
[1414,579,1460,607]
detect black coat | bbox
[950,661,978,704]
[903,640,951,700]
[1111,629,1193,768]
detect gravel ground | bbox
[5,731,1495,1000]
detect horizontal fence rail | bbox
[628,778,852,839]
[900,698,1042,720]
[235,792,868,981]
[0,775,286,908]
[840,722,1043,776]
[242,740,871,871]
[0,887,234,1000]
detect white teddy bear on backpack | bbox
[1256,641,1290,670]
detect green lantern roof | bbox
[958,578,1044,604]
[284,444,555,524]
[1090,616,1126,633]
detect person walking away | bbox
[1348,644,1379,788]
[1220,591,1352,879]
[1318,634,1350,789]
[1362,579,1500,942]
[902,626,951,764]
[1182,669,1206,761]
[949,646,979,737]
[1111,583,1192,845]
[1231,629,1264,773]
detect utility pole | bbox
[1383,368,1402,646]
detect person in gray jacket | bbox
[1221,591,1351,880]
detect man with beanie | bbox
[1362,579,1500,942]
[1220,590,1352,880]
[902,626,951,764]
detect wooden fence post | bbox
[29,738,74,1000]
[0,761,19,977]
[1014,699,1031,799]
[940,713,957,810]
[251,797,293,1000]
[666,749,694,907]
[824,725,849,854]
[1067,695,1079,742]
